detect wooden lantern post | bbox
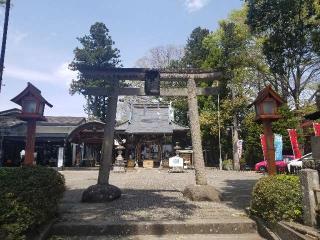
[11,82,52,166]
[250,85,284,175]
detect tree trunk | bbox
[97,80,119,185]
[187,77,207,185]
[233,116,240,171]
[231,88,240,171]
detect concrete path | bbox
[50,169,264,239]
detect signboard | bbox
[169,155,184,168]
[145,70,160,96]
[57,147,64,168]
[237,140,243,160]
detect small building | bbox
[0,108,85,166]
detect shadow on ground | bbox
[51,177,261,237]
[60,188,198,223]
[220,179,259,210]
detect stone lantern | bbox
[249,85,284,175]
[113,144,126,173]
[11,82,52,166]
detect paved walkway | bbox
[52,169,264,239]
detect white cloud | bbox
[10,30,29,45]
[4,62,77,87]
[56,62,77,86]
[184,0,210,12]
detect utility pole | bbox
[0,0,11,93]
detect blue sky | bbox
[0,0,242,116]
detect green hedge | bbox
[0,166,65,240]
[250,175,303,223]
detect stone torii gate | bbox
[79,67,222,202]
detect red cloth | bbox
[260,134,267,161]
[287,129,302,159]
[313,123,320,137]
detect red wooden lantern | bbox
[11,82,53,121]
[250,85,284,122]
[11,82,52,165]
[249,85,284,175]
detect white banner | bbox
[57,147,64,167]
[237,140,243,160]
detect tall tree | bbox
[134,44,187,124]
[246,0,320,109]
[69,22,121,122]
[201,6,264,169]
[183,27,210,68]
[135,44,184,69]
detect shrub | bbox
[222,159,233,170]
[0,166,65,240]
[250,175,303,223]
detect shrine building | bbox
[67,103,191,168]
[0,103,192,168]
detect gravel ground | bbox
[58,169,262,223]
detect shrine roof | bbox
[116,104,188,134]
[0,116,24,128]
[38,116,86,126]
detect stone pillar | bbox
[311,136,320,159]
[312,136,320,174]
[97,81,119,185]
[299,169,319,226]
[187,77,207,185]
[82,80,121,203]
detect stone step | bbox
[50,218,258,237]
[50,233,264,239]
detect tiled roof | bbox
[0,116,24,128]
[38,116,86,126]
[0,115,85,129]
[118,104,188,134]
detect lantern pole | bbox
[10,83,53,166]
[249,85,284,176]
[24,119,37,166]
[263,121,276,175]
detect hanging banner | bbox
[260,134,267,161]
[274,134,283,161]
[237,140,243,160]
[57,147,64,168]
[313,123,320,137]
[287,129,302,159]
